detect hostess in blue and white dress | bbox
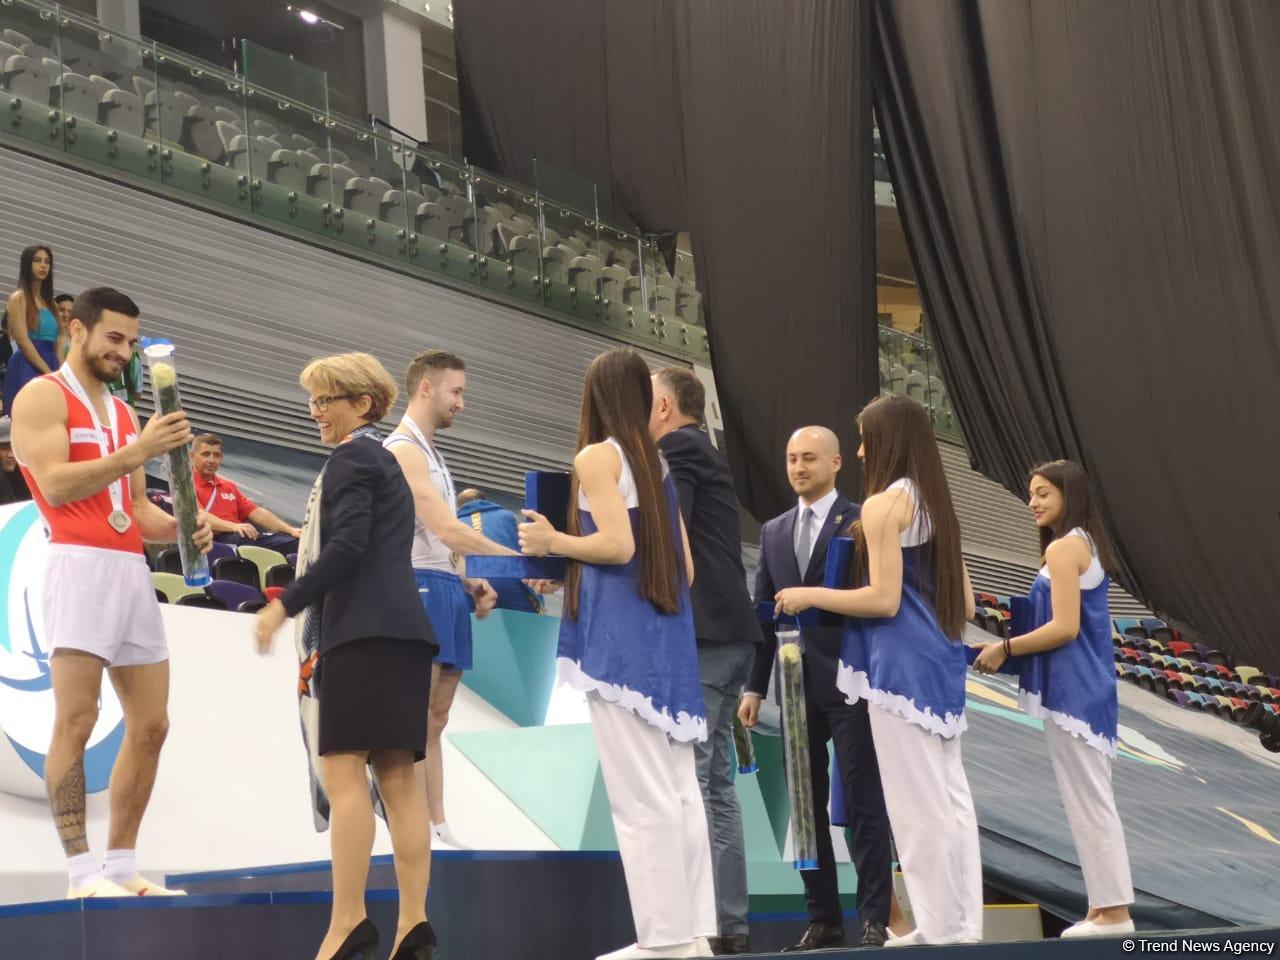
[1017,528,1117,756]
[556,438,706,743]
[837,478,968,738]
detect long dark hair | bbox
[851,394,967,639]
[564,349,683,620]
[1028,459,1118,573]
[16,244,55,336]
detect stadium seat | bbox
[1228,698,1249,722]
[208,580,265,613]
[155,589,167,604]
[152,572,204,604]
[976,592,998,607]
[1170,690,1192,708]
[237,545,289,589]
[1123,625,1149,641]
[1140,617,1166,632]
[213,556,260,589]
[676,284,702,323]
[1168,641,1195,659]
[344,175,395,219]
[1236,666,1263,685]
[1134,666,1156,692]
[1162,669,1184,689]
[264,563,294,589]
[1,54,54,104]
[177,594,226,610]
[569,254,603,295]
[155,547,184,576]
[57,70,105,122]
[208,541,237,564]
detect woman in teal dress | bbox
[4,245,64,412]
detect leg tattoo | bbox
[49,762,89,856]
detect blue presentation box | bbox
[466,471,571,581]
[754,536,854,628]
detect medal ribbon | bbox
[396,415,456,510]
[58,364,128,527]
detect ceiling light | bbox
[285,5,343,29]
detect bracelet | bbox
[1002,637,1012,658]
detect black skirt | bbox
[317,637,433,760]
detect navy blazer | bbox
[281,435,434,656]
[745,493,859,704]
[657,424,758,646]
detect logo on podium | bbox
[0,503,124,800]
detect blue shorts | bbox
[415,568,473,671]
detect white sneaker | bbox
[885,928,925,947]
[67,877,132,899]
[113,875,188,896]
[595,942,702,960]
[1061,918,1135,938]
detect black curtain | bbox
[455,0,878,518]
[874,0,1280,667]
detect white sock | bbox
[102,849,137,884]
[67,852,102,890]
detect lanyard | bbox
[203,480,220,513]
[342,424,382,444]
[59,364,126,519]
[397,415,456,509]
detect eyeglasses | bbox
[307,394,355,412]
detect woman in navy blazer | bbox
[256,352,437,960]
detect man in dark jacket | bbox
[739,426,895,951]
[651,367,759,956]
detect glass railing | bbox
[879,324,960,441]
[0,0,709,355]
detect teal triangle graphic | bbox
[450,724,617,850]
[462,609,560,727]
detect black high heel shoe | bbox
[390,921,437,960]
[327,918,379,960]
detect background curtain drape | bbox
[455,0,878,518]
[873,0,1280,666]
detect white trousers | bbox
[1043,720,1134,908]
[588,695,718,947]
[868,706,983,943]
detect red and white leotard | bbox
[20,373,144,555]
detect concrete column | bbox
[96,0,141,36]
[363,6,428,142]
